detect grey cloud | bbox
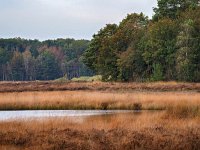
[0,0,157,40]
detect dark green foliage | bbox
[36,51,60,80]
[0,48,11,80]
[83,24,119,81]
[0,47,10,64]
[84,14,149,81]
[83,0,200,82]
[0,38,92,81]
[64,40,89,60]
[10,51,25,81]
[176,10,200,82]
[153,0,200,20]
[151,63,164,81]
[142,18,178,80]
[117,13,148,81]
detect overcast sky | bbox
[0,0,157,40]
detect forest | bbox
[84,0,200,82]
[0,38,93,81]
[0,0,200,82]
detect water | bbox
[0,110,140,121]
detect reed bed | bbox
[0,84,199,149]
[0,90,200,119]
[0,91,200,115]
[0,112,199,150]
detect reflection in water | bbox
[69,111,155,128]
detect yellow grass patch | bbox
[0,91,199,116]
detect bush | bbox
[71,75,102,82]
[151,63,164,81]
[132,103,142,110]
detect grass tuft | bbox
[166,104,200,118]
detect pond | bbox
[0,110,142,121]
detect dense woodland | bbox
[0,0,200,82]
[0,38,93,81]
[84,0,200,82]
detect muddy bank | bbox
[0,81,200,93]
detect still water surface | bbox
[0,110,140,121]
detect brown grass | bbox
[0,82,200,149]
[0,91,199,112]
[0,81,200,93]
[0,113,199,150]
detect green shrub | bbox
[151,63,164,81]
[71,75,102,82]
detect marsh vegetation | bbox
[0,112,199,150]
[0,82,199,149]
[0,90,199,115]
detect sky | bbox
[0,0,157,41]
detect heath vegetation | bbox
[0,88,199,118]
[0,112,199,150]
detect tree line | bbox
[0,38,93,81]
[83,0,200,82]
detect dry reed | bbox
[0,91,199,114]
[0,112,199,150]
[0,81,199,93]
[0,82,200,149]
